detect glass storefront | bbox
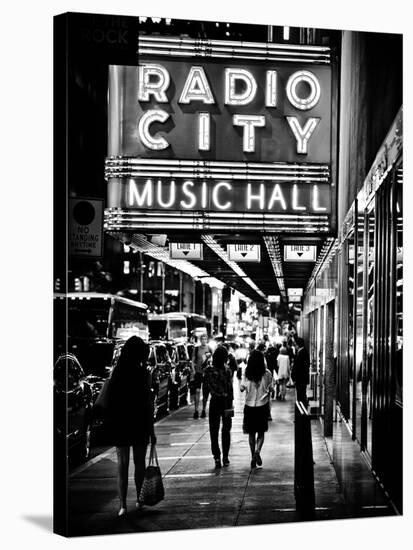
[302,145,402,512]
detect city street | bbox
[68,382,391,537]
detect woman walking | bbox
[240,350,274,469]
[105,336,156,516]
[277,343,291,401]
[205,346,234,468]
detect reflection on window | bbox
[395,168,403,406]
[348,237,355,424]
[366,207,375,455]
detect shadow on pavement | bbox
[22,515,53,532]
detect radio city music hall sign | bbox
[106,44,334,229]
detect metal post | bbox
[179,271,183,311]
[139,252,144,303]
[202,283,206,316]
[267,25,273,42]
[161,262,165,314]
[193,279,196,313]
[324,301,335,437]
[294,401,315,518]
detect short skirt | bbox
[243,403,269,434]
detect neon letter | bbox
[180,181,197,209]
[268,184,287,210]
[179,66,215,104]
[128,179,153,207]
[265,70,277,108]
[212,182,232,210]
[225,68,257,106]
[292,184,306,210]
[198,113,210,151]
[233,115,265,153]
[247,183,265,210]
[157,180,176,208]
[286,70,321,110]
[138,110,170,150]
[138,64,170,102]
[201,181,208,209]
[312,184,327,211]
[286,116,320,154]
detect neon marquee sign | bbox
[105,37,335,232]
[136,64,323,155]
[111,178,330,214]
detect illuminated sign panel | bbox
[284,245,317,261]
[108,62,331,163]
[105,38,335,232]
[227,244,261,262]
[108,178,331,214]
[288,288,303,296]
[169,243,203,259]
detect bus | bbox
[148,312,209,343]
[54,292,149,375]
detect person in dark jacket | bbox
[291,337,310,407]
[105,336,156,517]
[205,346,234,469]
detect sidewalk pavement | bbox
[67,379,384,537]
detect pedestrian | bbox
[105,336,156,517]
[265,344,278,378]
[226,344,238,376]
[276,343,291,400]
[205,346,234,468]
[191,334,212,418]
[240,350,274,469]
[265,344,279,412]
[291,337,310,407]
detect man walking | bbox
[291,337,310,407]
[191,334,212,418]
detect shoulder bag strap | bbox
[149,443,159,467]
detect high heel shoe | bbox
[118,507,127,517]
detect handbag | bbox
[138,444,165,506]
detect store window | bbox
[355,205,364,442]
[366,204,375,456]
[347,234,355,426]
[395,168,403,406]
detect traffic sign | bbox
[227,244,261,262]
[284,245,317,262]
[169,243,203,260]
[69,198,103,257]
[288,288,303,296]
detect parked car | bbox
[148,341,173,417]
[54,353,93,462]
[165,341,191,409]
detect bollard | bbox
[294,400,315,519]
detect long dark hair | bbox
[212,346,228,370]
[111,336,150,392]
[245,350,266,383]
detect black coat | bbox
[105,369,154,447]
[291,347,310,385]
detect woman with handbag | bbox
[240,350,274,469]
[205,346,234,469]
[105,336,157,517]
